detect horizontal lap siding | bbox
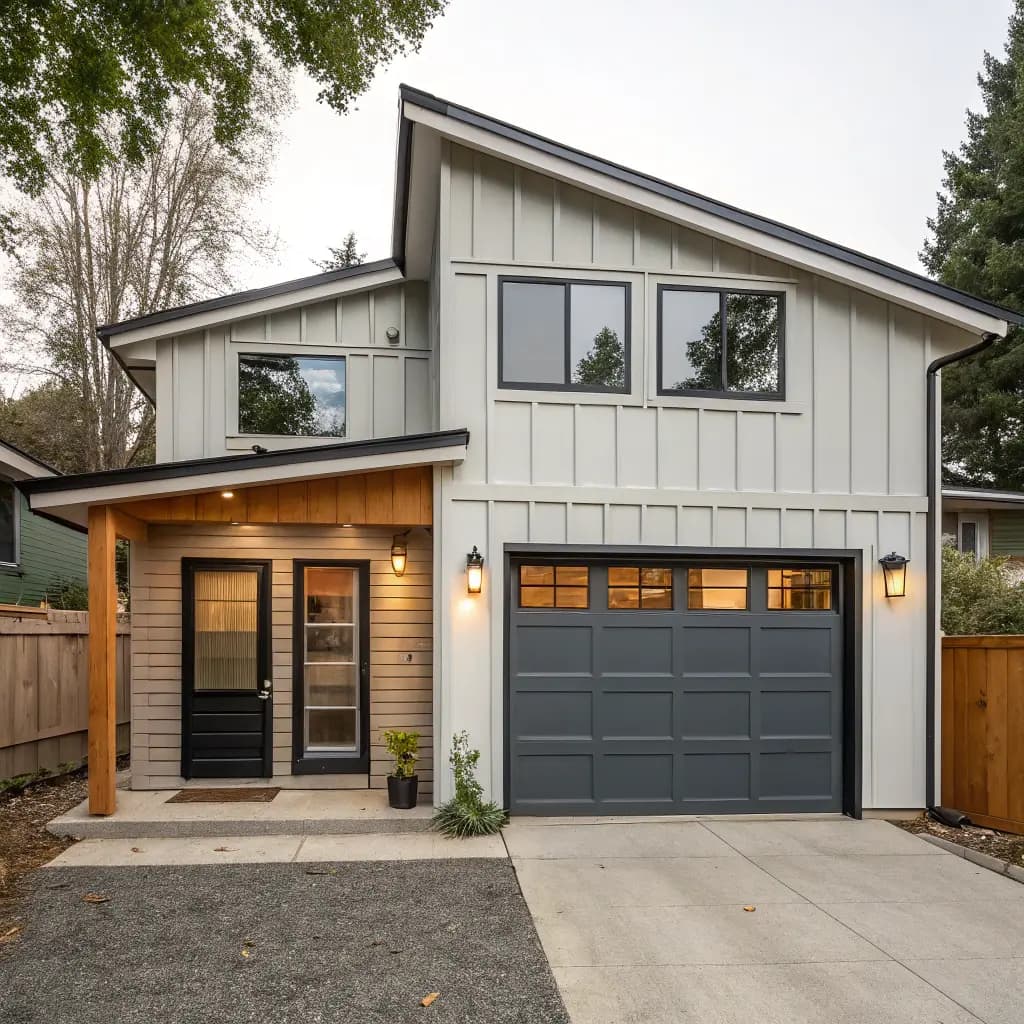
[130,523,432,792]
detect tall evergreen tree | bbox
[923,2,1024,488]
[314,231,366,272]
[574,327,625,388]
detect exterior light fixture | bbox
[221,490,234,499]
[879,552,909,598]
[466,546,484,594]
[390,532,409,577]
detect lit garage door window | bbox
[768,568,833,610]
[687,568,749,609]
[608,567,673,609]
[519,565,589,608]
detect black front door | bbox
[181,559,272,779]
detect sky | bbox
[254,0,1016,288]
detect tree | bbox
[1,91,276,472]
[574,327,625,388]
[0,1,447,249]
[0,379,98,473]
[922,2,1024,488]
[941,543,1024,634]
[314,231,366,272]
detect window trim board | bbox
[0,480,20,569]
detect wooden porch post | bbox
[87,504,118,815]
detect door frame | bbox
[180,557,273,779]
[502,544,862,818]
[291,559,371,775]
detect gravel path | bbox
[0,859,569,1024]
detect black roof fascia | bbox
[400,85,1024,327]
[390,103,414,272]
[97,258,400,339]
[21,428,470,496]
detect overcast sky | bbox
[256,0,1013,289]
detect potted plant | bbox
[382,729,420,809]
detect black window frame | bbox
[766,566,837,612]
[498,276,632,394]
[237,351,348,438]
[0,480,19,568]
[657,284,786,400]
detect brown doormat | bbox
[166,787,281,804]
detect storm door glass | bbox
[194,570,259,690]
[303,567,358,753]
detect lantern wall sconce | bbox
[879,552,909,598]
[466,546,484,594]
[390,531,409,577]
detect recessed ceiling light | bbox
[221,490,234,499]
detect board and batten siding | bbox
[130,523,432,791]
[155,279,433,462]
[433,141,968,811]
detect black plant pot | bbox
[387,774,419,810]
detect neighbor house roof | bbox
[0,438,58,481]
[943,485,1024,507]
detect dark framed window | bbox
[658,285,783,398]
[687,568,749,610]
[238,353,346,437]
[519,565,589,608]
[0,482,16,565]
[608,567,673,609]
[499,277,630,393]
[768,568,834,610]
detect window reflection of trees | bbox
[239,356,345,437]
[573,326,625,388]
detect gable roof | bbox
[0,438,58,481]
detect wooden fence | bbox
[941,635,1024,835]
[0,611,130,780]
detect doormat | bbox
[166,787,281,804]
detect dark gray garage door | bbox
[507,559,844,815]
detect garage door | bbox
[507,559,844,815]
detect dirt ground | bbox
[894,813,1024,868]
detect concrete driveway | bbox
[506,817,1024,1024]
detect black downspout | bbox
[925,331,999,810]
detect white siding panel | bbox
[373,356,403,437]
[717,240,752,275]
[776,413,813,493]
[700,410,737,491]
[606,505,641,544]
[657,408,699,490]
[491,402,532,484]
[173,335,205,460]
[889,307,927,495]
[532,404,574,485]
[737,412,775,492]
[340,292,372,348]
[305,300,337,346]
[617,407,657,488]
[269,308,300,344]
[673,226,714,272]
[491,500,529,548]
[574,405,617,486]
[814,509,847,548]
[373,286,403,347]
[595,196,633,266]
[231,317,264,343]
[642,506,677,545]
[850,294,889,494]
[404,281,429,350]
[346,354,373,439]
[451,274,488,483]
[747,507,781,547]
[516,168,555,263]
[474,154,515,262]
[716,507,747,547]
[813,277,852,493]
[680,506,713,546]
[568,503,604,544]
[554,182,593,264]
[449,144,475,258]
[404,357,431,435]
[635,212,673,269]
[531,502,567,543]
[782,508,815,548]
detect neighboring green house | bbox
[0,439,87,606]
[943,486,1024,562]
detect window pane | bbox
[0,483,15,563]
[305,624,354,662]
[521,586,555,608]
[608,567,639,586]
[307,708,356,750]
[641,568,672,587]
[725,293,780,393]
[768,568,833,610]
[570,284,627,389]
[521,565,555,586]
[305,664,358,706]
[306,567,355,622]
[556,586,589,608]
[193,570,258,691]
[689,568,748,588]
[661,290,721,391]
[608,587,639,609]
[689,587,748,610]
[641,588,672,609]
[960,521,978,557]
[502,282,565,384]
[556,565,589,586]
[239,354,345,436]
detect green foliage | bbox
[0,1,447,246]
[382,729,419,780]
[432,731,507,838]
[315,231,366,272]
[574,327,625,388]
[0,381,91,474]
[922,2,1024,488]
[238,356,322,436]
[44,578,89,611]
[941,542,1024,635]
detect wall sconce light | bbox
[879,552,909,598]
[466,546,484,594]
[390,532,409,577]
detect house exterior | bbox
[943,486,1024,562]
[22,87,1023,817]
[0,439,87,607]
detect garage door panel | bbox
[760,751,833,799]
[515,754,594,803]
[680,627,752,675]
[680,753,751,802]
[761,690,833,739]
[599,626,673,675]
[599,691,674,739]
[759,626,834,675]
[599,754,675,802]
[680,690,751,739]
[514,624,593,675]
[515,690,593,740]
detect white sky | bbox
[256,0,1013,288]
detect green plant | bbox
[44,578,89,610]
[942,541,1024,635]
[382,729,420,779]
[432,731,507,838]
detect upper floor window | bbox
[0,481,17,565]
[658,286,783,398]
[238,354,346,437]
[499,278,630,393]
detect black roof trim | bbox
[97,258,401,338]
[400,85,1024,327]
[21,429,470,496]
[0,437,60,476]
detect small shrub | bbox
[382,729,419,779]
[44,577,89,610]
[432,731,507,838]
[942,542,1024,635]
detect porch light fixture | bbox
[879,552,909,598]
[221,490,234,499]
[390,532,409,577]
[466,546,484,594]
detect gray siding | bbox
[991,511,1024,557]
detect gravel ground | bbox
[894,813,1024,868]
[0,859,569,1024]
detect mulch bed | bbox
[894,813,1024,868]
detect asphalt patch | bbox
[0,858,569,1024]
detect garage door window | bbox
[519,565,589,608]
[687,568,749,610]
[608,567,673,609]
[768,568,833,610]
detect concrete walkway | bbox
[506,817,1024,1024]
